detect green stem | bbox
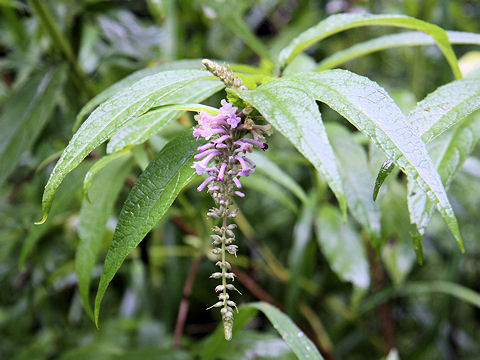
[28,0,96,97]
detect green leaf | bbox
[241,174,298,213]
[238,70,463,249]
[373,78,480,201]
[373,160,394,201]
[73,59,206,130]
[361,281,480,314]
[326,124,381,242]
[94,130,203,325]
[76,155,132,319]
[286,196,316,315]
[402,281,480,309]
[244,303,323,360]
[408,114,480,238]
[317,30,480,71]
[198,306,258,360]
[0,66,66,186]
[316,205,370,289]
[19,162,89,269]
[381,240,416,287]
[278,13,462,78]
[107,80,223,153]
[38,69,218,224]
[409,79,480,144]
[199,302,322,359]
[249,152,309,205]
[83,149,131,201]
[234,82,347,218]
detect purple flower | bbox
[192,98,270,338]
[219,100,241,129]
[192,100,269,193]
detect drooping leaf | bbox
[316,205,370,289]
[373,78,480,200]
[278,13,462,78]
[249,152,309,205]
[326,123,381,242]
[74,59,206,130]
[94,130,203,325]
[408,114,480,238]
[243,302,323,360]
[0,66,66,186]
[76,155,132,318]
[317,30,480,71]
[409,79,480,144]
[234,82,347,218]
[237,70,463,249]
[107,80,223,153]
[38,70,219,224]
[373,160,394,201]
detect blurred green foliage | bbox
[1,1,480,359]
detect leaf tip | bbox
[457,237,466,253]
[34,214,48,225]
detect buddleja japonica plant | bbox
[30,11,480,357]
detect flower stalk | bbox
[193,61,270,340]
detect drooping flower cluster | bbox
[192,99,270,340]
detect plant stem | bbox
[28,0,96,97]
[172,256,201,348]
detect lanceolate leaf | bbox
[107,80,223,153]
[243,302,323,360]
[74,59,206,130]
[198,302,323,360]
[0,66,66,186]
[317,30,480,71]
[237,70,463,249]
[316,206,370,289]
[374,79,480,203]
[234,83,347,218]
[76,155,132,318]
[278,13,462,79]
[94,130,203,325]
[38,70,219,224]
[409,79,480,144]
[326,124,381,242]
[408,114,480,237]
